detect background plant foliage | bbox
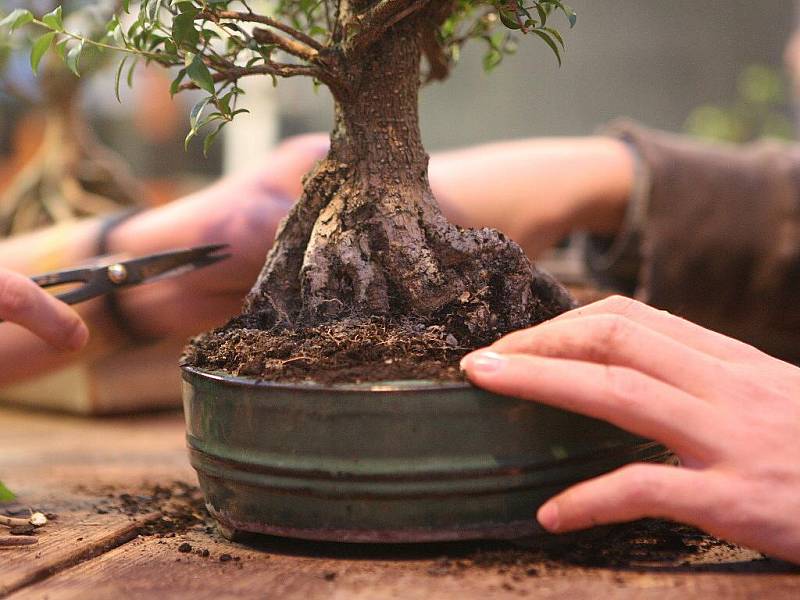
[685,64,794,143]
[0,480,15,502]
[0,0,575,153]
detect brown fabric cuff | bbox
[584,126,651,295]
[591,119,800,362]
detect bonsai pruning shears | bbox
[30,244,231,305]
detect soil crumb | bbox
[182,316,487,384]
[427,520,784,578]
[93,481,212,536]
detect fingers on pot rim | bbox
[461,352,719,459]
[488,312,725,400]
[552,295,763,363]
[0,271,88,351]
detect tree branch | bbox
[198,10,325,52]
[179,63,333,91]
[252,27,319,62]
[346,0,431,55]
[421,28,449,82]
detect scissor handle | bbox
[31,268,110,306]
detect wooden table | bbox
[1,405,798,599]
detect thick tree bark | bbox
[243,17,573,334]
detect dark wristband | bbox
[97,208,157,345]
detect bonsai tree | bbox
[3,0,576,379]
[0,1,143,236]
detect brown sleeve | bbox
[588,120,800,363]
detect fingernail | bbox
[460,350,506,373]
[67,321,90,351]
[537,502,560,532]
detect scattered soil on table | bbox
[182,316,481,384]
[426,520,776,579]
[91,481,211,536]
[75,482,798,580]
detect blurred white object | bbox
[223,76,279,175]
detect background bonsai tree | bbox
[0,0,144,236]
[4,0,576,376]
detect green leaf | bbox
[127,58,138,88]
[0,9,34,31]
[30,32,56,75]
[123,0,131,12]
[497,9,522,30]
[0,480,15,503]
[189,95,212,128]
[66,41,84,77]
[114,56,128,102]
[186,53,215,94]
[41,6,63,31]
[169,67,187,96]
[172,11,199,47]
[531,28,561,66]
[540,26,565,49]
[203,122,226,157]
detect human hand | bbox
[0,267,88,351]
[460,296,800,564]
[111,134,329,338]
[429,137,634,258]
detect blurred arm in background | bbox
[0,135,326,387]
[430,125,800,365]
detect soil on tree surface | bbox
[183,311,543,384]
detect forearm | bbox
[429,136,633,257]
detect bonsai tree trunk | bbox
[243,17,573,337]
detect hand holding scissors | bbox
[0,245,229,350]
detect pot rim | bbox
[181,364,474,394]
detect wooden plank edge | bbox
[0,512,162,598]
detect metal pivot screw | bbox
[107,263,128,285]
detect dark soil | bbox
[182,315,484,384]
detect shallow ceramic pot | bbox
[182,366,669,543]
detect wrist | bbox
[570,137,634,236]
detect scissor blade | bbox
[115,244,231,286]
[138,252,231,285]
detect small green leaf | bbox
[531,28,561,66]
[66,41,84,77]
[172,11,199,47]
[540,26,565,49]
[127,58,138,88]
[203,122,226,157]
[0,9,33,31]
[169,67,187,96]
[123,0,131,12]
[497,9,522,30]
[186,53,215,94]
[114,56,128,102]
[41,6,63,31]
[30,32,56,75]
[0,480,15,503]
[189,95,212,128]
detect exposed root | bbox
[243,181,574,336]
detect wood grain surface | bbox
[1,406,798,599]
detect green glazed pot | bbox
[182,366,669,543]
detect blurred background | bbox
[0,0,796,412]
[1,0,796,202]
